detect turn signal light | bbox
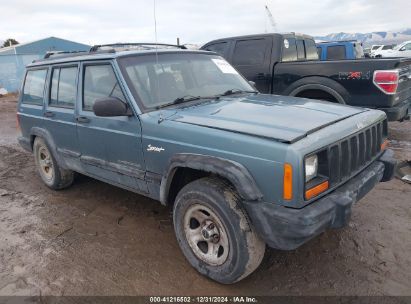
[373,70,399,95]
[381,139,389,151]
[305,180,329,200]
[283,163,293,200]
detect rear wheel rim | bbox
[183,203,229,266]
[38,146,54,182]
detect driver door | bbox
[76,61,147,193]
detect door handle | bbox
[76,116,90,123]
[44,111,55,118]
[256,73,266,80]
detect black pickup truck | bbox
[201,33,411,121]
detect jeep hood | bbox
[170,94,367,143]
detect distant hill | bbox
[315,29,411,47]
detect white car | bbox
[371,45,395,58]
[381,40,411,58]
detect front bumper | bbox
[377,99,410,121]
[243,149,396,251]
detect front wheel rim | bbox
[38,146,54,182]
[183,203,229,266]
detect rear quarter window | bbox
[326,45,346,60]
[282,38,297,62]
[304,39,319,60]
[22,69,48,105]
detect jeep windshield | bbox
[118,53,255,110]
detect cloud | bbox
[0,0,409,46]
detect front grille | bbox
[327,120,384,188]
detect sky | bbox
[0,0,410,46]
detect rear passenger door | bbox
[230,37,272,93]
[76,61,147,193]
[43,64,81,170]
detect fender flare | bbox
[285,76,350,104]
[160,153,263,205]
[30,127,66,168]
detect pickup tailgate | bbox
[395,58,411,104]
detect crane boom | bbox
[264,5,276,30]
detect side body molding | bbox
[160,153,263,205]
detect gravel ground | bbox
[0,96,410,296]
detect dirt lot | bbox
[0,96,410,296]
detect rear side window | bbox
[204,42,228,57]
[382,45,392,50]
[232,39,267,65]
[296,40,305,60]
[326,46,346,60]
[50,66,78,108]
[83,64,126,111]
[304,39,319,60]
[282,38,297,62]
[22,69,48,105]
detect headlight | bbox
[305,154,318,182]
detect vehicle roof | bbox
[317,40,359,45]
[27,49,214,68]
[201,32,314,46]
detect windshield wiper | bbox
[220,89,258,96]
[155,95,214,110]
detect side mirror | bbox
[400,47,405,51]
[93,97,132,117]
[248,81,257,88]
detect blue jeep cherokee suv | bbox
[17,44,396,284]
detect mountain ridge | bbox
[314,29,411,46]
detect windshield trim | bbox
[116,53,255,113]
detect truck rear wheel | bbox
[33,137,74,190]
[173,177,265,284]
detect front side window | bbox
[232,39,267,65]
[403,43,411,51]
[50,66,78,108]
[22,69,48,105]
[83,64,126,111]
[119,53,253,110]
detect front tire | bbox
[33,137,74,190]
[173,177,265,284]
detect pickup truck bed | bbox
[201,33,411,121]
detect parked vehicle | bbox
[364,47,371,58]
[201,33,411,121]
[17,44,396,284]
[381,40,411,58]
[371,45,395,58]
[316,40,364,60]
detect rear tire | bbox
[173,177,265,284]
[33,137,74,190]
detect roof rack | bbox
[89,43,187,52]
[44,50,88,59]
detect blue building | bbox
[0,37,90,92]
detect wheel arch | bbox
[160,153,263,206]
[285,76,350,104]
[30,127,65,168]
